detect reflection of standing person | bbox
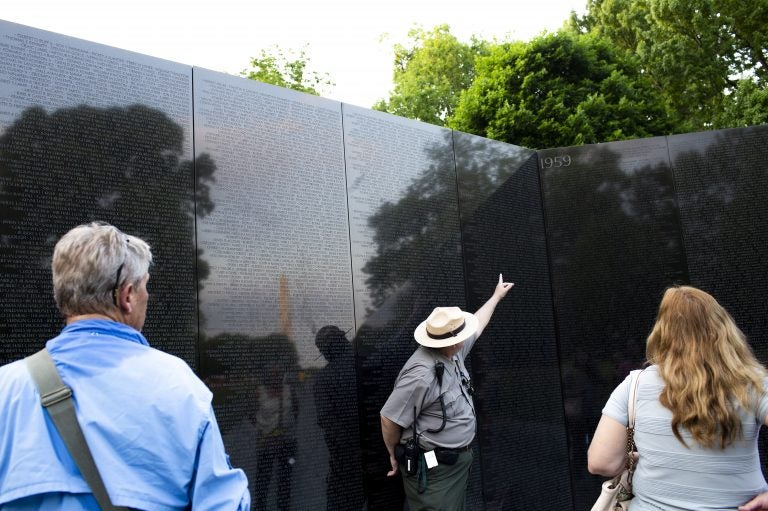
[588,286,768,510]
[380,274,513,511]
[314,325,364,510]
[0,222,250,509]
[562,350,601,483]
[253,359,298,511]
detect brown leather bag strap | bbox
[625,369,644,474]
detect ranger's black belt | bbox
[435,445,471,452]
[432,445,471,466]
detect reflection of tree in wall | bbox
[362,130,525,309]
[363,135,454,310]
[0,104,215,366]
[357,130,532,509]
[668,126,768,491]
[355,129,456,510]
[542,145,689,509]
[669,128,768,362]
[453,133,534,221]
[544,146,687,364]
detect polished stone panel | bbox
[668,126,768,360]
[538,138,689,509]
[5,18,768,511]
[343,105,466,509]
[193,68,357,509]
[669,126,768,476]
[0,19,196,367]
[455,131,571,509]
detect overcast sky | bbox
[3,0,586,108]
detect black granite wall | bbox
[0,20,197,369]
[538,138,690,509]
[668,126,768,360]
[455,131,570,510]
[2,18,767,511]
[192,69,355,510]
[538,131,768,509]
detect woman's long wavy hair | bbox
[646,286,766,449]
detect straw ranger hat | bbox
[414,306,479,348]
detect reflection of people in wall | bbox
[314,325,364,510]
[561,349,601,482]
[252,347,299,511]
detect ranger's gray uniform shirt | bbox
[381,334,477,449]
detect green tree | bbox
[575,0,768,130]
[714,80,768,128]
[241,45,334,96]
[449,31,674,149]
[373,25,488,126]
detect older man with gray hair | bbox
[0,222,250,510]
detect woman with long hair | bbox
[588,285,768,510]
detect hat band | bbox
[427,321,466,340]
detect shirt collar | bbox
[60,318,150,346]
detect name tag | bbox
[424,450,438,469]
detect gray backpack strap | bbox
[26,348,130,511]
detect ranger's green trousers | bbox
[401,449,473,511]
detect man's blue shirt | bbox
[0,319,250,510]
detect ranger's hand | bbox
[387,454,399,477]
[493,273,514,300]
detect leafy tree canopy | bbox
[241,45,334,96]
[713,80,768,128]
[373,25,489,126]
[448,31,674,149]
[379,1,767,140]
[573,0,768,130]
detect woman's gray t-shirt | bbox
[602,366,768,510]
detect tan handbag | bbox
[590,370,643,511]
